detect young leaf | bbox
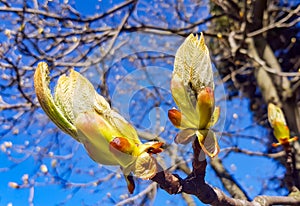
[169,33,220,157]
[34,62,164,193]
[34,62,78,139]
[75,111,120,165]
[174,33,214,91]
[170,73,199,125]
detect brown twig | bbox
[283,143,298,191]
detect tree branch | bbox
[150,139,300,206]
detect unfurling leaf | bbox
[169,33,220,157]
[34,62,78,139]
[34,62,163,193]
[207,106,220,128]
[268,103,298,147]
[174,33,214,90]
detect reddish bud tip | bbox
[273,136,298,147]
[168,109,182,128]
[109,137,134,154]
[146,142,164,154]
[197,87,214,105]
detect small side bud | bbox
[109,137,135,155]
[168,109,182,128]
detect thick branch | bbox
[151,139,300,206]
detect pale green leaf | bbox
[75,111,120,165]
[268,103,287,127]
[174,33,214,91]
[206,106,220,128]
[106,110,141,145]
[170,74,199,126]
[34,62,78,139]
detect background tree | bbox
[0,0,299,205]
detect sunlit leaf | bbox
[34,62,78,139]
[207,106,220,128]
[34,62,164,190]
[268,103,287,127]
[174,33,214,91]
[169,33,220,157]
[196,130,219,158]
[75,111,120,165]
[170,73,199,125]
[106,110,141,145]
